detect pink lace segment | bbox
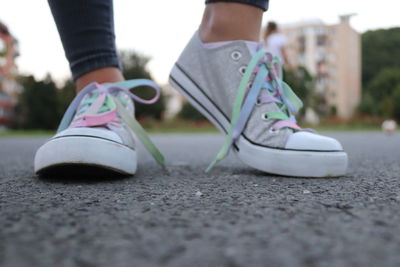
[71,109,118,128]
[272,120,301,131]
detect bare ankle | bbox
[199,3,263,43]
[75,67,124,93]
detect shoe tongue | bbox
[258,89,282,114]
[76,87,135,116]
[75,91,98,116]
[245,41,262,56]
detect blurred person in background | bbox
[262,21,290,66]
[34,0,348,178]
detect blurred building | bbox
[282,15,361,119]
[0,20,19,126]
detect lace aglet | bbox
[155,154,166,168]
[205,159,218,173]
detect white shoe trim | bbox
[34,136,137,175]
[285,131,344,151]
[236,136,347,177]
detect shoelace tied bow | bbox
[57,80,165,167]
[207,49,303,172]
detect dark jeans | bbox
[48,0,269,80]
[205,0,268,11]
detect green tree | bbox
[361,67,400,119]
[178,101,207,121]
[359,27,400,119]
[392,85,400,120]
[367,67,400,101]
[119,50,165,120]
[14,75,60,129]
[362,27,400,87]
[358,92,376,115]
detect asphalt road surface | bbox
[1,132,400,267]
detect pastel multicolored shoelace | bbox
[206,50,303,172]
[57,80,165,166]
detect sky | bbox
[1,0,399,85]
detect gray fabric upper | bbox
[175,32,293,148]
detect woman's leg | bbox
[169,0,348,177]
[35,0,161,176]
[48,0,123,91]
[200,1,268,42]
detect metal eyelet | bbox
[261,114,279,133]
[231,51,242,61]
[261,113,268,121]
[269,128,279,134]
[239,66,247,75]
[256,98,262,106]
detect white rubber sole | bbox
[170,64,348,177]
[34,136,137,176]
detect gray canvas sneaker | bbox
[169,32,348,177]
[34,81,165,176]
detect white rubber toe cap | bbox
[285,131,343,151]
